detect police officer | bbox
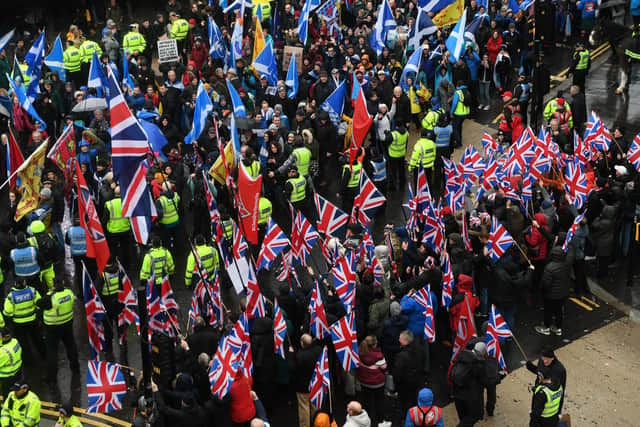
[10,233,40,293]
[63,40,82,89]
[529,370,563,427]
[0,328,22,398]
[242,147,262,179]
[543,91,572,123]
[526,346,567,414]
[434,116,453,194]
[140,235,176,285]
[169,12,189,59]
[103,187,133,269]
[64,219,87,296]
[95,258,124,362]
[513,73,531,126]
[450,80,470,149]
[285,165,308,214]
[340,155,362,217]
[185,235,220,288]
[56,402,82,427]
[155,182,181,252]
[368,147,388,194]
[257,197,272,247]
[409,129,436,190]
[79,36,103,64]
[388,125,408,190]
[421,98,444,132]
[0,382,40,425]
[571,42,590,91]
[3,280,45,362]
[27,220,60,293]
[291,138,312,178]
[123,23,147,55]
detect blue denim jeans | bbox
[479,81,491,106]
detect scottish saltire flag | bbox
[86,360,127,413]
[122,53,135,94]
[230,14,244,65]
[83,262,106,360]
[314,193,349,238]
[184,82,214,144]
[273,298,288,358]
[0,29,15,54]
[222,0,253,14]
[330,312,360,371]
[309,280,330,339]
[320,81,346,126]
[285,52,299,99]
[117,261,139,343]
[464,14,485,41]
[485,320,506,371]
[25,31,45,77]
[371,0,397,56]
[445,10,467,62]
[291,209,319,266]
[107,68,157,220]
[209,334,241,398]
[487,217,513,263]
[309,346,330,408]
[226,79,246,117]
[400,46,423,91]
[246,263,267,318]
[562,211,586,252]
[88,51,109,99]
[333,251,357,312]
[257,217,291,270]
[408,7,437,50]
[7,74,46,129]
[627,132,640,172]
[564,158,589,209]
[208,16,227,59]
[509,0,534,13]
[351,170,386,226]
[44,34,66,81]
[298,0,312,44]
[253,43,278,86]
[420,0,454,13]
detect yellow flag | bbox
[15,140,49,221]
[252,17,266,64]
[433,0,464,28]
[209,141,236,185]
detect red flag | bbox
[349,88,373,166]
[46,124,75,174]
[6,128,25,189]
[237,162,262,245]
[75,162,111,272]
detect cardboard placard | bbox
[282,46,303,75]
[157,39,179,64]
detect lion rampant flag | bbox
[433,0,464,28]
[15,140,48,221]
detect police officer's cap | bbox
[194,234,206,245]
[29,220,45,235]
[575,41,584,48]
[10,382,28,391]
[151,234,162,247]
[396,124,406,134]
[289,165,298,172]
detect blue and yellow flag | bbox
[432,0,464,28]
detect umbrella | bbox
[72,97,108,113]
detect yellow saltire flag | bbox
[209,141,236,185]
[15,140,49,221]
[252,17,266,64]
[433,0,464,28]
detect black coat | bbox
[250,317,276,384]
[380,314,408,364]
[187,326,220,358]
[541,247,571,300]
[570,91,587,129]
[392,341,426,397]
[290,343,322,393]
[491,258,531,307]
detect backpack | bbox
[461,88,472,107]
[37,234,62,264]
[449,355,473,387]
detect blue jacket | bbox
[577,0,597,19]
[405,388,444,427]
[400,294,426,337]
[633,0,640,16]
[450,85,469,116]
[464,51,481,81]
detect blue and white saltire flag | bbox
[285,53,299,100]
[465,14,486,43]
[429,44,443,61]
[320,81,346,126]
[208,16,227,59]
[370,0,397,57]
[6,74,46,129]
[419,0,454,14]
[0,29,15,54]
[445,9,467,63]
[400,46,423,91]
[407,6,437,51]
[253,43,278,87]
[298,0,312,45]
[229,113,242,162]
[222,0,252,14]
[184,82,214,144]
[88,51,109,99]
[226,79,246,117]
[509,0,534,13]
[44,34,66,81]
[12,55,23,83]
[122,52,135,94]
[230,16,244,66]
[25,31,45,77]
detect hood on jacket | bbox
[346,410,371,427]
[601,204,616,219]
[448,233,463,248]
[457,274,473,292]
[534,212,548,227]
[549,246,565,262]
[417,388,434,406]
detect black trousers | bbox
[45,322,80,383]
[455,398,483,426]
[12,321,46,362]
[388,156,406,189]
[543,298,565,329]
[359,386,386,425]
[574,260,590,295]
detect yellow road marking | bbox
[581,295,601,308]
[569,297,594,311]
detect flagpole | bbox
[511,239,534,268]
[510,333,529,361]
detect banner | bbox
[237,162,262,245]
[15,140,48,221]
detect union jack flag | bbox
[309,346,330,408]
[371,255,384,287]
[130,215,154,246]
[245,262,266,318]
[351,170,386,226]
[146,276,178,337]
[291,208,319,266]
[444,175,464,212]
[421,203,445,253]
[257,217,291,271]
[478,155,501,200]
[461,210,472,253]
[273,297,288,359]
[482,131,499,158]
[203,171,222,240]
[503,127,536,177]
[83,262,106,359]
[487,216,513,263]
[117,261,139,344]
[229,313,253,379]
[485,320,506,371]
[86,360,127,413]
[415,162,432,213]
[412,286,435,343]
[314,193,349,238]
[537,125,551,150]
[574,132,592,164]
[330,312,360,371]
[520,174,533,203]
[276,248,300,287]
[584,111,611,153]
[529,147,552,182]
[489,304,512,340]
[627,132,640,172]
[232,220,248,260]
[441,252,454,309]
[316,0,341,40]
[309,280,329,339]
[188,277,220,329]
[457,144,485,186]
[107,67,157,221]
[564,158,590,209]
[404,181,420,236]
[209,334,241,398]
[562,211,586,252]
[333,251,356,312]
[358,228,376,264]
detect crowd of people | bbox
[0,0,637,426]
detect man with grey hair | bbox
[343,401,371,427]
[393,330,427,422]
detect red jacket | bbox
[525,213,549,261]
[486,36,503,65]
[229,373,256,423]
[356,347,386,387]
[448,274,479,332]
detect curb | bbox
[586,276,640,323]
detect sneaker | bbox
[584,255,597,261]
[550,326,563,336]
[478,104,485,109]
[483,105,490,110]
[535,325,551,335]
